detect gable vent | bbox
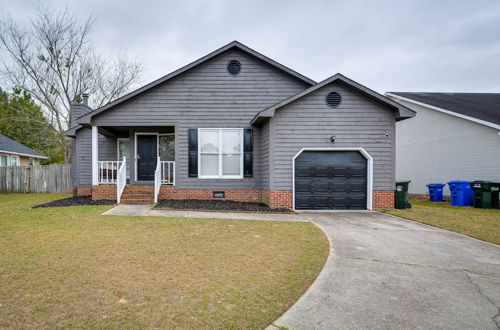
[227,60,241,75]
[325,91,342,108]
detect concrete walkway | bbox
[269,212,500,330]
[102,204,307,221]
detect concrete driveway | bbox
[269,211,500,330]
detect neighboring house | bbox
[386,92,500,195]
[65,41,415,210]
[0,133,47,166]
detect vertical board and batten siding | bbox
[391,98,500,195]
[86,49,309,189]
[0,164,71,193]
[75,128,117,187]
[270,82,396,191]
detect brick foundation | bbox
[75,185,395,210]
[268,190,293,209]
[73,186,92,196]
[372,190,395,210]
[159,186,263,203]
[91,185,117,200]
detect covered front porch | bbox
[91,125,175,202]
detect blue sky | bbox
[2,0,500,93]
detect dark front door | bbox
[294,151,368,210]
[137,135,157,181]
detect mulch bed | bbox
[155,199,293,213]
[32,196,116,208]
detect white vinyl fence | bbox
[0,164,72,193]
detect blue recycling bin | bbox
[447,181,473,206]
[426,183,445,202]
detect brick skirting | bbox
[73,186,92,196]
[91,185,117,200]
[372,190,395,210]
[159,186,262,203]
[268,190,293,209]
[75,186,395,210]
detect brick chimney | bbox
[70,93,92,128]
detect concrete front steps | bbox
[120,185,154,204]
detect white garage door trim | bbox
[292,147,373,211]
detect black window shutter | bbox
[243,128,253,177]
[188,129,198,177]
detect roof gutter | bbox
[385,93,500,130]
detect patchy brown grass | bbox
[0,194,328,329]
[386,198,500,245]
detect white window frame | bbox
[158,133,175,161]
[198,128,244,179]
[116,138,130,161]
[0,154,8,166]
[11,154,20,166]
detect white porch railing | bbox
[116,157,126,203]
[98,161,122,184]
[154,157,161,203]
[161,161,175,185]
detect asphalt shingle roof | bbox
[388,92,500,126]
[0,134,46,158]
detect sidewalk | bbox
[102,204,308,222]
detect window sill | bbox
[198,175,244,180]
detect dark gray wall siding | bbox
[260,120,270,190]
[98,135,117,161]
[270,82,396,191]
[75,128,91,187]
[88,49,308,189]
[74,129,118,187]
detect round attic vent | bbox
[227,60,241,75]
[325,91,342,108]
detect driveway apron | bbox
[269,211,500,330]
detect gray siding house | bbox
[386,92,500,196]
[66,41,414,210]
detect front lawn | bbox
[386,199,500,245]
[0,194,328,329]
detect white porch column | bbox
[92,126,99,185]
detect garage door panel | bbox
[295,165,311,177]
[349,181,367,193]
[313,166,330,177]
[294,151,368,210]
[295,181,311,193]
[311,181,329,193]
[350,166,366,178]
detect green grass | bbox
[386,198,500,245]
[0,194,329,329]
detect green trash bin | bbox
[395,181,411,209]
[470,181,500,209]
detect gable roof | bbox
[386,92,500,129]
[251,73,416,125]
[0,134,47,159]
[76,41,316,125]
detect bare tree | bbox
[0,7,144,162]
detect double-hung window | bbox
[11,155,19,166]
[0,155,7,166]
[198,128,243,178]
